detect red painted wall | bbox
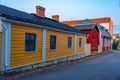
[82,30,92,43]
[82,27,99,52]
[102,37,111,51]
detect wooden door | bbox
[91,39,98,51]
[91,27,99,51]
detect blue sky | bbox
[0,0,120,34]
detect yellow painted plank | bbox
[76,35,85,54]
[46,29,75,60]
[10,24,42,68]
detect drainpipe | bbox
[84,35,87,56]
[100,32,102,52]
[74,33,76,55]
[1,24,8,67]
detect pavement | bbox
[18,50,120,80]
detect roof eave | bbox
[0,17,86,36]
[72,23,97,26]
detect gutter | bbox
[0,17,87,36]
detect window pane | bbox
[25,33,36,52]
[68,37,72,48]
[50,35,56,49]
[79,38,82,47]
[31,34,36,51]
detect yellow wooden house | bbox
[0,5,87,72]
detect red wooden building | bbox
[99,26,112,51]
[73,20,100,54]
[71,19,112,54]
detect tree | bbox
[112,34,120,50]
[116,34,120,39]
[113,40,119,50]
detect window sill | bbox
[50,49,56,51]
[24,51,36,54]
[67,47,72,49]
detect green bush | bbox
[112,40,119,50]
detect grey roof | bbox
[97,25,112,38]
[76,19,95,24]
[73,24,97,30]
[0,5,86,35]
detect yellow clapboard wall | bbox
[10,24,42,68]
[10,24,85,68]
[76,34,85,54]
[46,29,75,60]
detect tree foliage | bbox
[113,40,119,50]
[113,34,120,50]
[116,34,120,39]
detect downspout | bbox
[1,24,8,67]
[100,31,102,52]
[84,35,87,56]
[74,33,76,55]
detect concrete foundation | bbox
[3,53,86,73]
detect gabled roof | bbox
[0,5,86,35]
[72,19,112,38]
[73,24,97,30]
[73,19,99,30]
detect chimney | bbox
[36,5,45,18]
[52,15,59,21]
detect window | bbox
[50,35,56,50]
[25,33,36,52]
[68,37,72,48]
[79,38,82,47]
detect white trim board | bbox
[42,28,46,62]
[74,34,76,55]
[0,21,2,32]
[1,21,11,71]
